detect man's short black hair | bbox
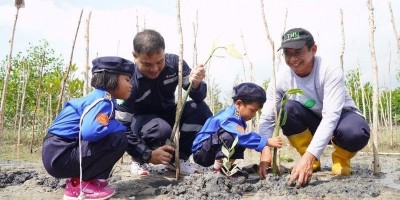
[133,29,165,56]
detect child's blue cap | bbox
[232,82,266,103]
[92,56,135,77]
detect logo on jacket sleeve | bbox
[237,125,245,133]
[97,113,109,126]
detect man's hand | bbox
[148,145,175,165]
[189,64,206,89]
[288,152,315,188]
[259,147,272,179]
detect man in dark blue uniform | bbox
[116,29,212,176]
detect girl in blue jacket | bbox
[42,56,134,200]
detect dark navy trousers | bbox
[281,100,370,152]
[193,130,246,167]
[42,132,127,180]
[127,100,212,162]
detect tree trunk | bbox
[46,93,52,134]
[30,52,46,153]
[56,9,84,114]
[83,11,91,96]
[17,61,29,146]
[0,6,21,140]
[13,80,22,136]
[367,0,381,175]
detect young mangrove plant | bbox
[271,88,303,175]
[221,136,240,177]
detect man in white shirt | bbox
[258,28,370,188]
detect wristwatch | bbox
[142,149,152,163]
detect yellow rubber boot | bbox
[287,129,321,172]
[331,143,356,175]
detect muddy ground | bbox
[1,145,400,200]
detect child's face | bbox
[235,101,262,121]
[111,74,132,100]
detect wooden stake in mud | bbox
[367,0,381,175]
[172,0,184,179]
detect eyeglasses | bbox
[283,47,307,58]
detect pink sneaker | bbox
[92,179,108,187]
[63,178,115,200]
[67,178,109,188]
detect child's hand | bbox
[259,147,272,179]
[267,136,283,148]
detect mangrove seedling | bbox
[221,136,240,177]
[271,88,303,175]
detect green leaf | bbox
[222,146,230,157]
[225,44,243,59]
[231,136,239,149]
[281,110,287,127]
[229,148,236,157]
[280,155,294,162]
[287,88,303,95]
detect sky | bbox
[1,0,400,102]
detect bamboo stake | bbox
[339,9,345,69]
[387,43,394,147]
[83,11,91,96]
[276,9,288,71]
[388,1,400,65]
[367,0,381,175]
[259,0,280,175]
[174,0,184,179]
[56,9,84,115]
[192,10,199,68]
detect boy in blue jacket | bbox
[42,56,134,200]
[192,82,283,176]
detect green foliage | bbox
[0,40,84,132]
[280,155,294,162]
[262,79,270,91]
[345,69,400,123]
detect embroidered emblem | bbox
[237,125,245,133]
[104,92,112,100]
[96,113,109,126]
